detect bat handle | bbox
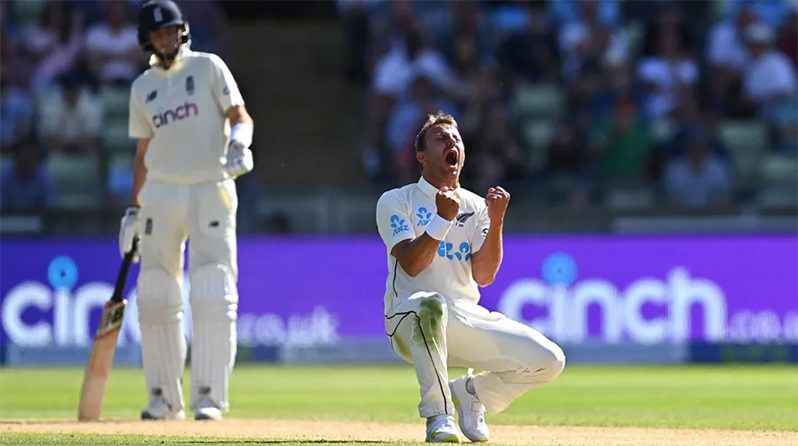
[111,236,138,302]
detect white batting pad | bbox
[137,268,186,413]
[189,263,238,411]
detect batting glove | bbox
[224,141,254,179]
[119,206,141,263]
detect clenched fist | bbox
[435,186,460,221]
[485,186,510,223]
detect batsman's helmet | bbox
[137,0,190,52]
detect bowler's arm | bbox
[470,186,511,286]
[129,138,149,207]
[470,222,503,287]
[391,235,440,277]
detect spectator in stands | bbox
[741,22,797,122]
[498,0,560,84]
[557,0,628,84]
[777,8,797,70]
[337,0,377,85]
[586,60,644,128]
[438,1,494,75]
[549,0,621,28]
[637,26,699,121]
[22,1,84,94]
[460,100,526,193]
[704,4,758,116]
[37,73,102,154]
[85,0,143,85]
[589,97,653,181]
[364,26,454,181]
[664,128,733,209]
[386,74,457,184]
[0,26,36,94]
[0,138,53,212]
[544,122,591,207]
[0,71,34,154]
[721,0,790,31]
[665,99,730,161]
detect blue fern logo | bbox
[416,207,432,226]
[390,214,409,235]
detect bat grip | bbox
[111,236,138,302]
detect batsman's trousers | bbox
[136,178,239,413]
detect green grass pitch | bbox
[1,364,796,445]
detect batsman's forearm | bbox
[129,154,147,207]
[472,222,504,286]
[394,234,440,277]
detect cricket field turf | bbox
[1,364,796,445]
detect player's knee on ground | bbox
[415,294,448,343]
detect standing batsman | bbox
[376,112,565,442]
[119,0,254,421]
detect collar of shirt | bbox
[148,46,191,73]
[416,176,461,197]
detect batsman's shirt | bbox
[129,47,244,184]
[376,176,490,314]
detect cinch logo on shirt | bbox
[152,102,199,128]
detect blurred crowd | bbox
[0,0,230,213]
[341,0,798,210]
[2,0,795,220]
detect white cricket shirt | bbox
[376,176,491,314]
[129,47,244,184]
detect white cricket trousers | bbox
[136,179,239,413]
[385,292,565,418]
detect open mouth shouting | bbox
[444,149,459,168]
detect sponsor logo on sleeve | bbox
[390,215,409,236]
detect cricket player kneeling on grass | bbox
[377,112,565,443]
[119,0,255,421]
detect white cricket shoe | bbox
[450,376,490,442]
[140,396,185,420]
[194,397,223,421]
[426,414,461,443]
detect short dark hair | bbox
[414,111,458,152]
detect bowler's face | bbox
[419,123,465,183]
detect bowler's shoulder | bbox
[376,184,414,208]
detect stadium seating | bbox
[718,120,768,189]
[512,83,565,121]
[46,153,103,210]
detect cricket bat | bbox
[78,240,138,421]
